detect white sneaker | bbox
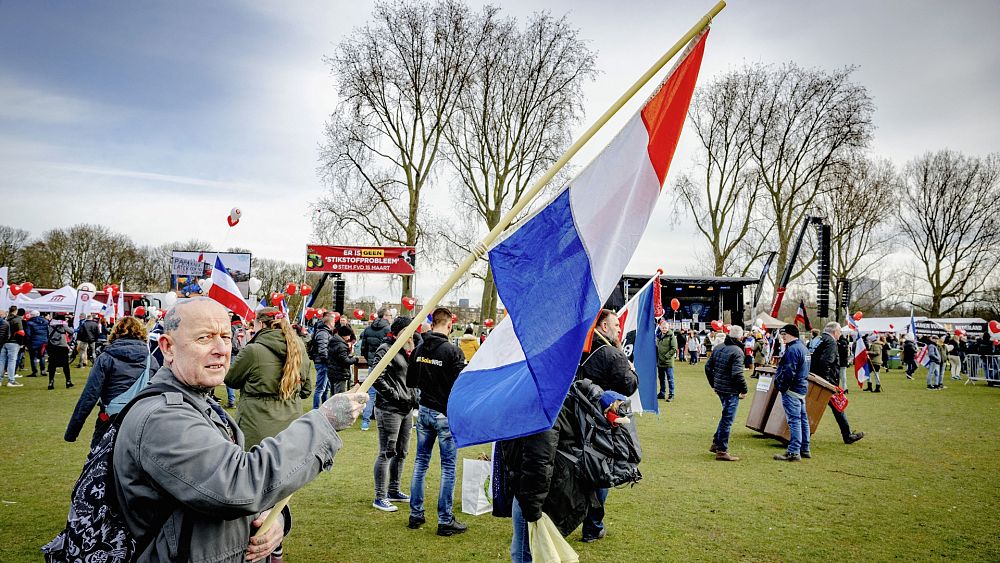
[7,382,23,387]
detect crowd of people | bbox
[17,292,998,562]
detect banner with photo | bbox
[171,251,252,298]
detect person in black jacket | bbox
[705,325,748,461]
[812,323,864,445]
[360,308,393,430]
[47,316,73,389]
[575,309,636,543]
[65,316,160,448]
[903,335,917,379]
[0,314,18,387]
[501,379,601,563]
[75,314,100,368]
[407,307,468,536]
[309,314,337,409]
[837,333,850,391]
[314,313,358,402]
[371,317,418,512]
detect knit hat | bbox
[779,324,799,338]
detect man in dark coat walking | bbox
[705,325,748,461]
[812,322,864,445]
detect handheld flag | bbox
[208,256,256,322]
[853,333,871,388]
[909,306,917,339]
[915,344,930,367]
[448,30,709,448]
[116,281,125,319]
[795,300,812,331]
[846,306,859,332]
[616,273,661,414]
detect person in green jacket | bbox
[866,334,883,393]
[225,307,315,563]
[656,318,677,401]
[226,307,315,449]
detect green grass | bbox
[1,362,999,561]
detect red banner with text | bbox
[306,245,416,275]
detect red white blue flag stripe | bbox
[208,256,256,322]
[448,31,709,448]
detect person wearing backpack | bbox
[47,315,73,390]
[110,298,367,562]
[575,309,636,544]
[65,316,160,449]
[308,312,337,409]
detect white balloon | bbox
[198,279,214,292]
[248,277,262,293]
[78,282,97,292]
[162,291,178,308]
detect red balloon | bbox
[9,283,21,296]
[270,292,284,306]
[954,329,963,336]
[332,312,341,323]
[451,314,458,323]
[353,309,365,320]
[133,306,146,317]
[670,298,680,312]
[889,324,894,330]
[402,296,416,311]
[20,282,33,294]
[300,284,312,296]
[483,318,494,328]
[304,307,316,320]
[710,320,723,331]
[370,312,377,321]
[104,285,113,295]
[853,311,863,321]
[723,324,731,334]
[988,320,1000,334]
[285,283,298,296]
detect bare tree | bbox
[898,150,1000,315]
[0,225,29,279]
[747,64,874,288]
[316,0,495,298]
[674,68,764,276]
[443,11,595,321]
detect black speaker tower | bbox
[816,223,831,318]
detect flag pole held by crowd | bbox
[254,0,727,538]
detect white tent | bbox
[754,313,786,329]
[13,286,78,313]
[855,316,948,337]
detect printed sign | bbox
[306,245,416,275]
[756,376,772,393]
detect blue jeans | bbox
[582,487,609,539]
[927,363,942,387]
[0,343,19,383]
[313,363,330,409]
[511,497,531,563]
[409,406,457,523]
[226,386,236,404]
[658,366,674,396]
[713,392,740,452]
[362,372,377,424]
[781,393,810,455]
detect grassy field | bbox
[1,361,999,562]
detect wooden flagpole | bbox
[255,0,726,538]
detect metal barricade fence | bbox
[964,354,1000,385]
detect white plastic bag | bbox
[460,458,492,516]
[528,513,579,563]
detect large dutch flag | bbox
[448,31,709,448]
[617,273,661,415]
[208,256,256,322]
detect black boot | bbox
[47,377,54,390]
[874,385,881,393]
[66,379,75,389]
[865,382,872,392]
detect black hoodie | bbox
[407,330,465,415]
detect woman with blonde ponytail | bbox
[225,307,314,449]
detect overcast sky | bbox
[1,1,997,302]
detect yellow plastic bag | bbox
[528,513,579,563]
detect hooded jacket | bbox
[576,331,637,396]
[371,337,418,415]
[26,315,49,348]
[704,336,748,395]
[77,319,100,343]
[6,313,24,345]
[48,321,70,348]
[114,367,340,562]
[408,330,465,415]
[360,318,390,364]
[656,329,677,368]
[65,338,160,444]
[458,333,480,362]
[225,328,314,449]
